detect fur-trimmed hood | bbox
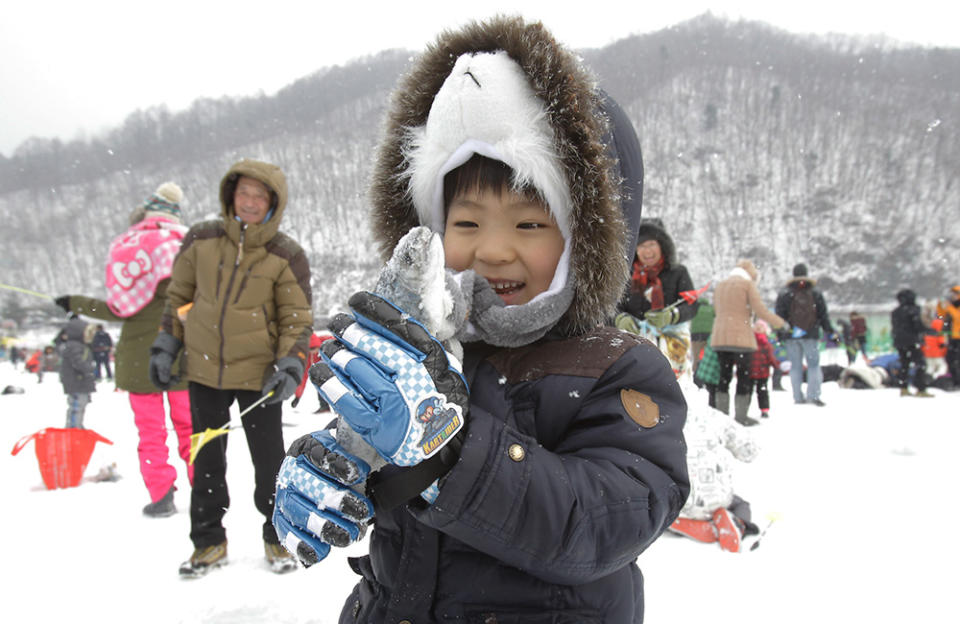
[219,159,288,248]
[368,15,626,336]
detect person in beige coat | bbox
[710,259,787,425]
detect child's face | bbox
[444,186,564,306]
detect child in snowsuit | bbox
[891,288,933,397]
[750,319,779,418]
[272,16,689,622]
[59,317,96,428]
[669,401,759,552]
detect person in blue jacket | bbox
[272,15,690,623]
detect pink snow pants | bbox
[129,391,194,503]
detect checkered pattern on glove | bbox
[273,430,374,567]
[312,291,468,467]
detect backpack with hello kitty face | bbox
[105,215,187,317]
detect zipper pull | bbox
[236,224,246,266]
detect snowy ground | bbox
[2,354,957,623]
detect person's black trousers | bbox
[896,346,927,391]
[716,351,753,395]
[188,382,286,548]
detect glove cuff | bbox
[367,430,464,513]
[151,332,183,357]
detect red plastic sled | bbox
[11,428,113,489]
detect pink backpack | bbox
[105,216,187,317]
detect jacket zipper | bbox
[217,224,245,387]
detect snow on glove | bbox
[148,332,182,390]
[312,291,468,467]
[262,356,305,404]
[273,430,374,567]
[644,307,679,329]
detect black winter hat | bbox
[636,218,667,244]
[792,263,808,277]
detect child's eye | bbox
[517,222,547,230]
[452,220,478,228]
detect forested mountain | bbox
[2,14,957,322]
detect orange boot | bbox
[712,508,742,553]
[669,517,718,543]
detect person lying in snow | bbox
[669,401,760,553]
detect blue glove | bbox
[273,430,374,567]
[312,291,468,467]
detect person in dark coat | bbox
[59,317,96,428]
[90,324,113,381]
[272,16,689,623]
[774,263,836,406]
[615,217,699,378]
[891,288,933,397]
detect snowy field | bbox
[2,354,957,623]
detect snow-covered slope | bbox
[3,354,956,623]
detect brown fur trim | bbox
[369,15,627,335]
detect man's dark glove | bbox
[54,296,71,313]
[149,332,182,390]
[262,356,305,404]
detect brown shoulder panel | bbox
[484,327,644,384]
[265,233,312,305]
[179,220,225,253]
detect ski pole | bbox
[749,512,782,551]
[0,283,53,299]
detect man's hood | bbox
[367,15,627,335]
[219,159,288,247]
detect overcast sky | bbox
[1,0,957,157]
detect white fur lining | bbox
[401,50,573,302]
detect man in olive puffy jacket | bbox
[149,159,313,576]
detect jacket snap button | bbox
[508,444,525,462]
[398,620,412,624]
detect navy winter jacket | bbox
[339,328,690,623]
[891,289,928,350]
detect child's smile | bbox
[443,186,564,306]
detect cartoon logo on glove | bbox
[416,395,463,457]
